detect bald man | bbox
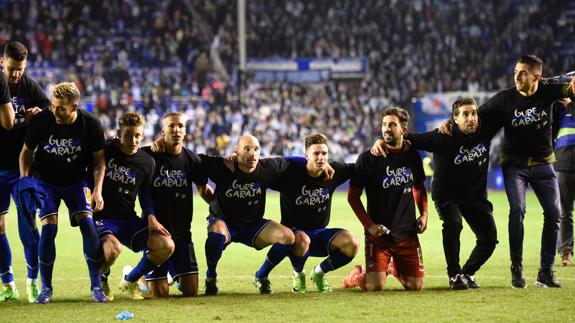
[200,135,296,295]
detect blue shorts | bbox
[0,170,19,214]
[293,227,344,257]
[208,217,272,250]
[146,234,198,281]
[94,217,148,252]
[40,180,92,226]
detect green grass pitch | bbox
[1,191,573,322]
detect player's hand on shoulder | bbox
[370,139,388,157]
[25,107,42,122]
[323,162,335,181]
[437,120,453,136]
[223,153,238,172]
[151,137,166,153]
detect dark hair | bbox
[382,107,410,127]
[305,133,328,150]
[517,55,543,73]
[3,41,27,61]
[452,97,477,117]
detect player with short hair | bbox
[253,133,359,293]
[142,112,213,297]
[19,82,107,303]
[343,107,428,291]
[202,134,295,295]
[479,55,575,288]
[0,41,49,302]
[93,112,175,301]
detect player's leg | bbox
[393,236,425,291]
[99,231,123,300]
[310,229,359,292]
[0,173,19,302]
[35,182,60,304]
[123,218,174,296]
[252,221,294,294]
[36,213,58,304]
[530,164,561,287]
[204,217,231,295]
[460,199,498,288]
[502,165,529,288]
[147,263,170,298]
[434,200,464,288]
[342,236,389,291]
[557,171,575,265]
[0,212,18,302]
[10,176,40,302]
[152,235,199,297]
[289,230,310,293]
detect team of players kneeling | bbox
[3,54,575,303]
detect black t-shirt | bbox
[0,74,9,105]
[0,74,49,170]
[480,84,566,164]
[202,156,289,226]
[94,141,155,220]
[142,146,208,239]
[25,109,105,185]
[350,149,425,243]
[406,119,500,203]
[270,161,354,230]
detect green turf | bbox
[1,191,573,322]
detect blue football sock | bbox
[256,243,292,278]
[125,254,158,283]
[0,233,13,284]
[319,250,353,274]
[205,232,226,278]
[288,250,310,273]
[38,224,58,289]
[23,229,40,279]
[78,217,103,289]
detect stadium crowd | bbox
[0,0,570,159]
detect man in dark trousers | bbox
[553,98,575,266]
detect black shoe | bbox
[462,274,480,289]
[205,277,219,295]
[510,263,526,289]
[535,269,561,288]
[449,274,469,290]
[253,275,272,294]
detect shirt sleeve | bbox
[138,158,156,217]
[406,130,443,153]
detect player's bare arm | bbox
[196,183,214,203]
[0,101,15,130]
[413,183,428,233]
[91,149,105,212]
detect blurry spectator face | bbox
[454,104,478,135]
[50,97,77,125]
[514,63,540,94]
[162,114,187,147]
[2,56,26,84]
[305,143,329,174]
[119,125,144,155]
[381,115,404,148]
[236,135,260,173]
